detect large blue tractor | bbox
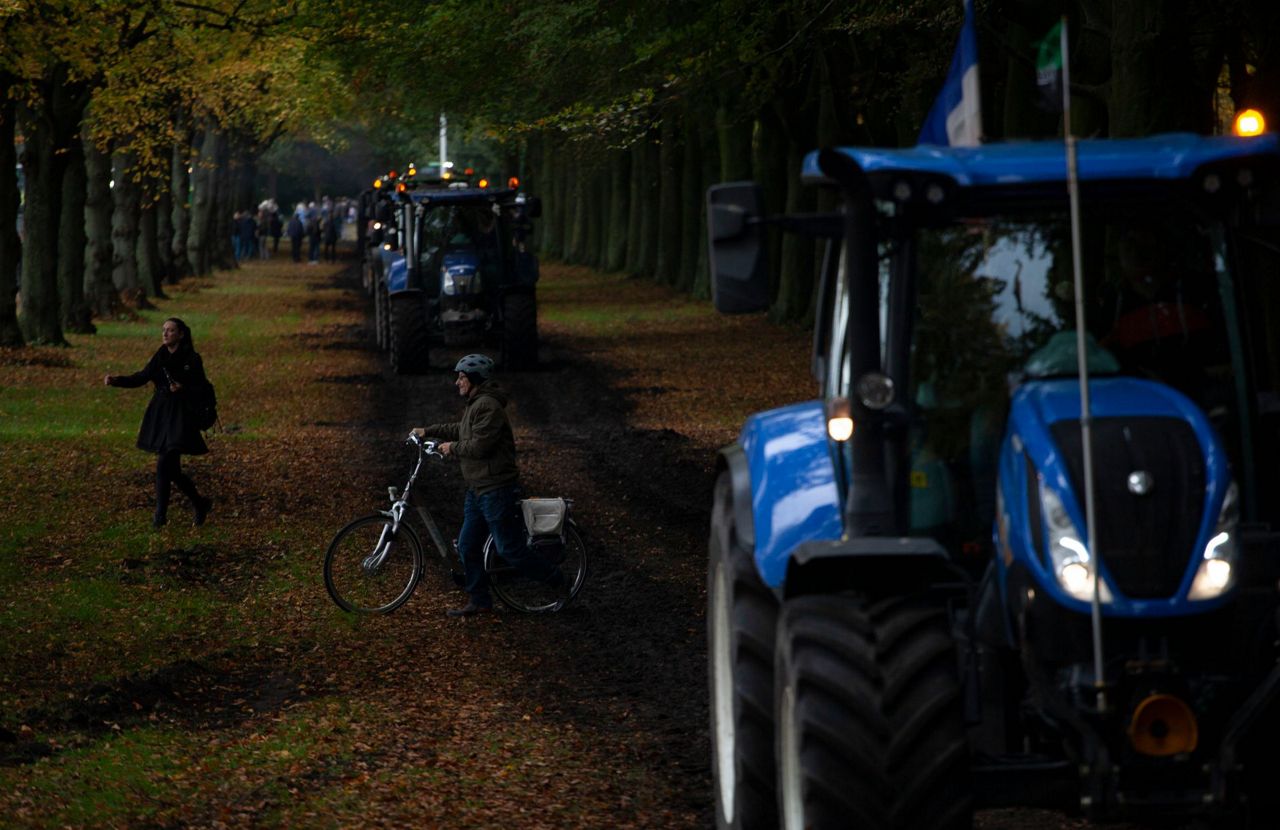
[707,134,1280,828]
[367,181,541,373]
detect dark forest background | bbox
[3,0,1279,348]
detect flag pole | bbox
[1061,16,1107,713]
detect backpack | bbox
[190,379,219,432]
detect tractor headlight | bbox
[1188,482,1239,601]
[1040,483,1112,603]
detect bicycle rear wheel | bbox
[484,522,587,613]
[325,514,424,613]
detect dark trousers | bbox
[455,485,553,606]
[155,449,201,520]
[290,236,302,262]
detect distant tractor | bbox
[707,133,1280,829]
[367,178,541,374]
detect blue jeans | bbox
[456,484,549,607]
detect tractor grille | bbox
[1049,417,1206,599]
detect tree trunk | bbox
[187,127,218,276]
[212,136,236,270]
[565,158,583,263]
[717,93,753,182]
[694,119,720,300]
[111,150,145,306]
[18,89,67,345]
[540,138,562,259]
[624,138,646,274]
[604,149,629,272]
[234,149,257,216]
[137,186,164,299]
[754,106,789,304]
[584,164,604,269]
[677,117,702,294]
[170,133,192,280]
[635,132,659,279]
[1109,0,1220,136]
[156,183,174,285]
[656,112,683,287]
[83,140,119,318]
[58,132,93,333]
[0,90,22,347]
[772,61,820,323]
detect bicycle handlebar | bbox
[406,431,444,458]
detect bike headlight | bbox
[1040,482,1112,603]
[1188,481,1239,601]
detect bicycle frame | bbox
[378,436,455,568]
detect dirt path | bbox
[296,261,815,827]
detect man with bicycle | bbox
[413,354,558,616]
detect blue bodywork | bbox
[802,132,1280,186]
[738,400,842,589]
[384,249,408,293]
[995,377,1233,617]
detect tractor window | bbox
[906,206,1242,550]
[417,208,450,275]
[823,241,892,402]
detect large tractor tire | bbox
[774,592,971,830]
[501,289,538,370]
[374,282,390,351]
[708,472,778,830]
[388,293,431,375]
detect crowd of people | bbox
[233,196,355,265]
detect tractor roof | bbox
[802,132,1280,188]
[404,187,519,206]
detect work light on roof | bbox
[508,177,520,189]
[1234,108,1265,137]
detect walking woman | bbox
[103,317,213,528]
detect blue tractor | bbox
[707,133,1280,828]
[369,181,541,373]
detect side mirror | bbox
[707,182,769,313]
[524,196,543,219]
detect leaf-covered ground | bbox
[0,253,1140,829]
[0,253,812,828]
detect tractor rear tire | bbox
[774,592,971,830]
[709,472,778,830]
[501,289,538,370]
[389,293,430,375]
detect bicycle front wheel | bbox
[485,522,587,613]
[325,514,424,613]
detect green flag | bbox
[1036,21,1064,111]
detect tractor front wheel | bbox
[708,472,778,830]
[774,592,971,830]
[389,293,430,375]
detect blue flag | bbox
[918,0,982,146]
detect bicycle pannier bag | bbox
[522,497,566,538]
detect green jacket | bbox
[424,381,519,494]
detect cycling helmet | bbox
[454,353,494,380]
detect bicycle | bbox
[324,432,587,614]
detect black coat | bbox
[111,346,210,455]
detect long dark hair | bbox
[166,317,195,353]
